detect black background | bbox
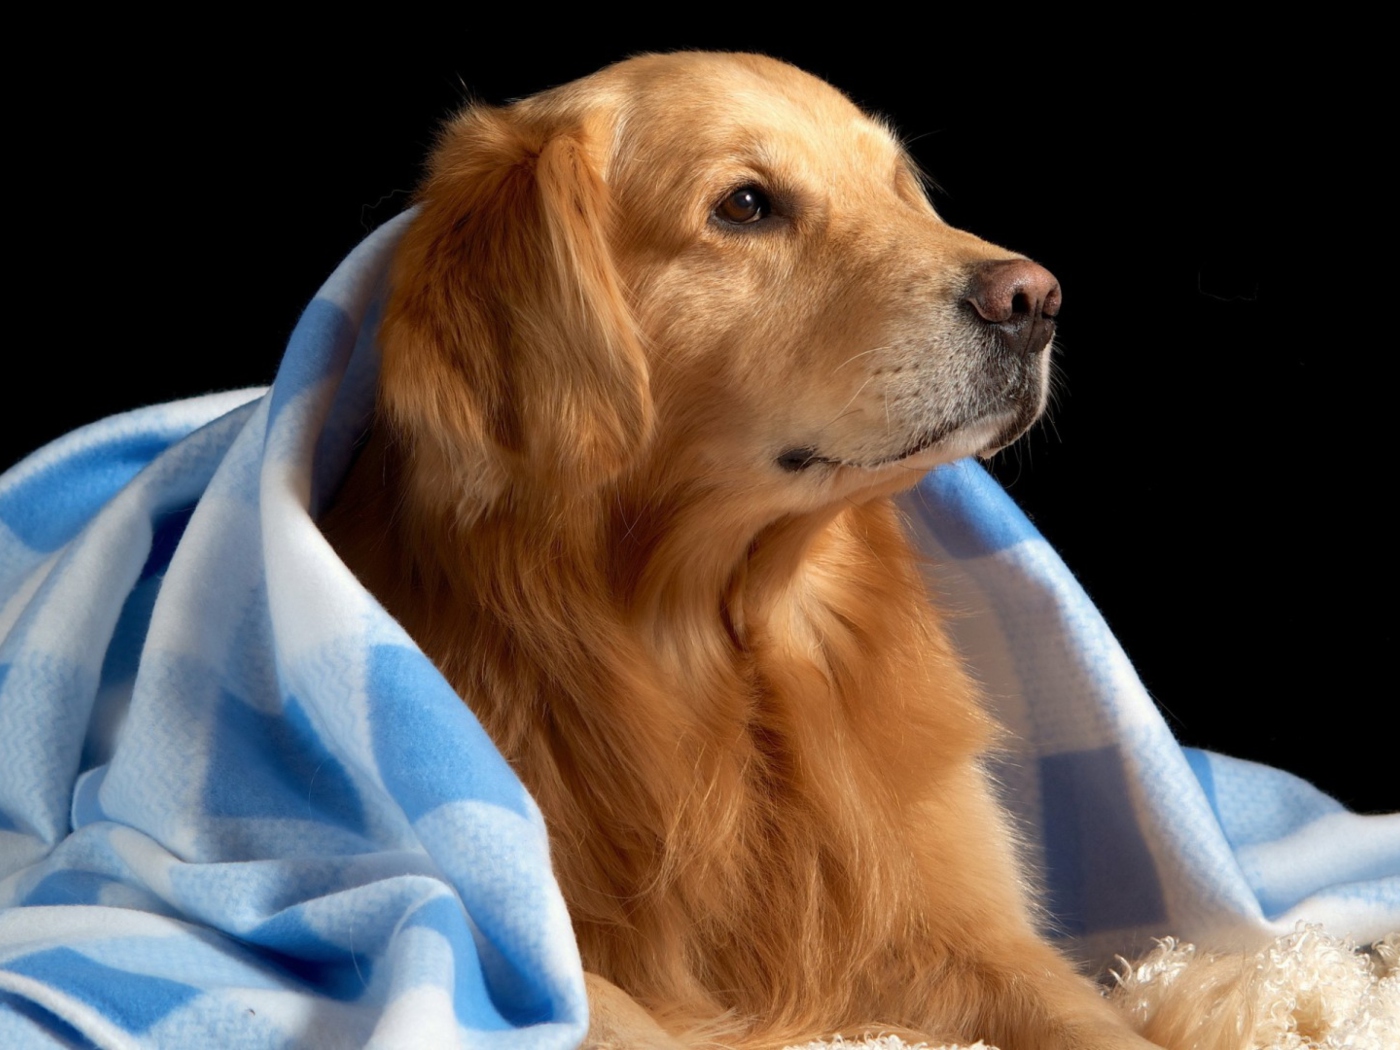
[10,32,1392,812]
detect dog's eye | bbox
[715,186,771,225]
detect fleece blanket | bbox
[1,213,1395,1049]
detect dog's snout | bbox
[965,259,1061,358]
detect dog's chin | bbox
[877,411,1027,473]
[974,403,1048,461]
[793,403,1038,480]
[768,411,1026,509]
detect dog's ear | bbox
[378,103,653,504]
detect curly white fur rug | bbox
[783,926,1400,1050]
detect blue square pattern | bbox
[4,947,198,1035]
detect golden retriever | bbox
[324,51,1157,1050]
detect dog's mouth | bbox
[776,380,1045,474]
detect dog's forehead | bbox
[583,53,906,196]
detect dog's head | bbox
[379,52,1059,520]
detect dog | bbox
[324,52,1159,1050]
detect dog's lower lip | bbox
[862,406,1030,469]
[876,427,949,465]
[776,428,949,474]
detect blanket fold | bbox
[2,214,1395,1049]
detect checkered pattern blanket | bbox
[2,213,1395,1048]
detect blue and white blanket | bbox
[2,214,1396,1049]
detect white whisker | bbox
[822,375,876,429]
[832,345,892,373]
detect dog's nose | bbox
[965,259,1061,358]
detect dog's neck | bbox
[334,425,834,655]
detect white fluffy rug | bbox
[784,926,1400,1050]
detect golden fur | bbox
[325,52,1158,1049]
